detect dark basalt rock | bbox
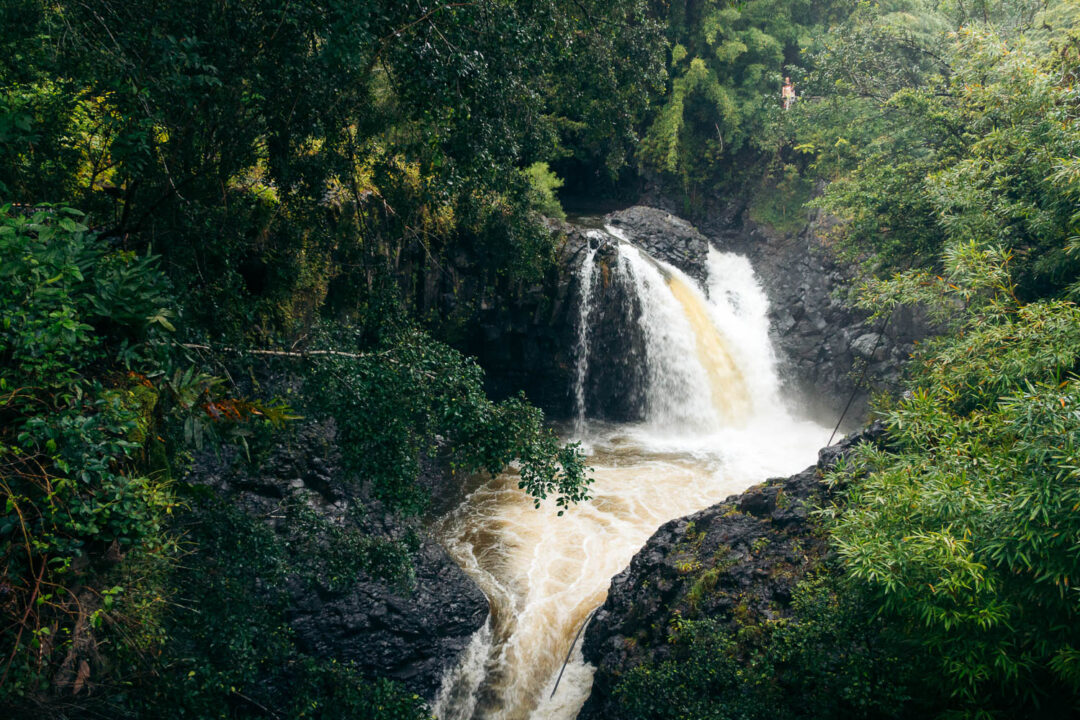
[578,424,884,720]
[286,528,488,697]
[606,205,710,286]
[469,222,651,422]
[467,223,589,419]
[188,417,488,701]
[581,237,648,422]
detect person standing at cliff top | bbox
[782,76,795,110]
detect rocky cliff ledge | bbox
[190,416,488,701]
[578,424,883,719]
[606,206,710,286]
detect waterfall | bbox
[571,240,600,437]
[615,243,751,430]
[434,224,831,720]
[703,248,784,415]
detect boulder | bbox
[606,206,710,286]
[578,424,884,719]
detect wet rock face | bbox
[701,208,931,423]
[189,418,488,701]
[470,223,652,422]
[286,529,488,699]
[582,239,648,422]
[578,425,884,720]
[468,225,588,419]
[606,205,710,286]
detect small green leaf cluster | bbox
[524,161,567,220]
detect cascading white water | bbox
[704,248,783,413]
[433,226,831,720]
[617,243,751,431]
[571,240,600,436]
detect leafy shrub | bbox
[310,326,589,514]
[0,206,297,716]
[524,161,566,219]
[805,23,1080,297]
[825,244,1080,716]
[0,204,179,708]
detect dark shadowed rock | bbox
[286,531,488,698]
[188,417,488,701]
[469,221,651,422]
[467,223,589,418]
[578,424,884,720]
[581,238,648,422]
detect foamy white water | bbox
[433,227,831,720]
[571,240,600,437]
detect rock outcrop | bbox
[580,233,649,422]
[578,424,883,719]
[189,417,488,701]
[470,222,651,422]
[467,223,588,418]
[606,206,710,285]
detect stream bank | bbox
[578,423,885,719]
[188,412,487,702]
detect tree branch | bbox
[180,343,383,360]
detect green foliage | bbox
[0,205,309,715]
[524,162,567,219]
[612,575,918,720]
[312,327,589,514]
[114,491,428,720]
[825,246,1080,715]
[640,0,850,198]
[0,0,664,334]
[747,163,815,235]
[799,7,1080,296]
[0,205,179,707]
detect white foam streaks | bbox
[571,242,600,437]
